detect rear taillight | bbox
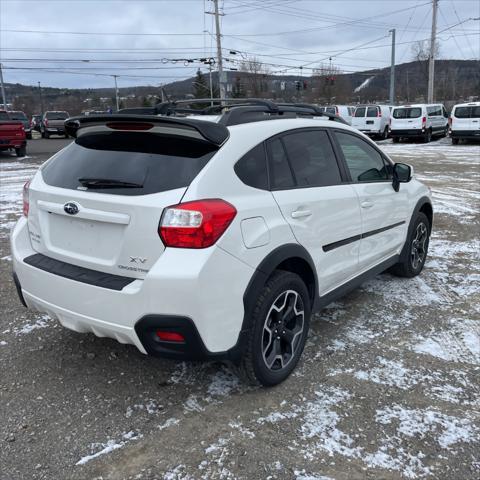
[448,117,452,126]
[159,199,237,249]
[377,109,382,117]
[422,116,427,127]
[23,180,31,217]
[44,119,48,127]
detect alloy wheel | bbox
[262,290,304,371]
[411,222,428,270]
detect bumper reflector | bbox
[156,331,185,343]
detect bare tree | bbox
[239,56,270,97]
[311,62,343,103]
[411,39,441,62]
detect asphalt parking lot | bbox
[1,136,479,480]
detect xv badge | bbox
[129,256,147,264]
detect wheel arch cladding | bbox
[243,244,318,323]
[400,196,433,262]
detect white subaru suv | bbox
[11,100,433,386]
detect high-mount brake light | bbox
[106,122,154,131]
[23,180,31,217]
[159,199,237,249]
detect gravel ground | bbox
[0,136,479,480]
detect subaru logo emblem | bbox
[64,202,79,215]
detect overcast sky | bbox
[1,0,479,89]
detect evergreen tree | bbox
[193,69,210,99]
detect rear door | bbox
[352,107,366,131]
[392,107,423,130]
[452,106,472,132]
[365,106,380,133]
[268,128,362,294]
[333,130,408,270]
[28,126,218,279]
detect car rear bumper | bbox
[390,129,424,137]
[11,216,255,359]
[450,130,480,139]
[0,138,26,149]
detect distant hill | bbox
[6,59,479,116]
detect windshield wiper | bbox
[78,177,143,189]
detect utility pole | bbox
[38,81,44,113]
[0,64,7,110]
[427,0,438,103]
[112,75,119,111]
[211,0,225,100]
[389,28,396,105]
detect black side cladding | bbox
[23,254,135,291]
[64,114,230,146]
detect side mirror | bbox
[392,163,412,192]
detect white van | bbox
[351,105,391,139]
[449,102,480,144]
[318,105,354,125]
[390,104,448,143]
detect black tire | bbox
[26,132,32,140]
[423,129,432,143]
[236,270,311,386]
[16,146,27,157]
[44,130,50,139]
[380,127,388,140]
[452,138,459,145]
[64,133,69,139]
[392,137,400,143]
[390,212,430,278]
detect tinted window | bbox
[267,138,295,190]
[454,106,480,118]
[282,130,341,187]
[234,143,268,190]
[335,132,389,183]
[354,107,366,117]
[46,112,69,120]
[9,112,27,120]
[393,108,422,119]
[427,105,442,116]
[326,107,336,115]
[0,111,9,120]
[366,106,378,118]
[42,131,217,196]
[473,106,480,118]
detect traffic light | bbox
[295,81,301,91]
[303,81,307,90]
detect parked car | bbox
[318,105,354,125]
[449,101,480,144]
[8,111,31,139]
[352,105,391,139]
[390,104,448,143]
[31,114,43,133]
[11,102,433,386]
[0,110,27,157]
[41,111,69,138]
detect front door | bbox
[333,130,408,270]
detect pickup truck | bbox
[0,110,27,157]
[41,111,69,138]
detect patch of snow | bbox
[375,405,479,449]
[14,314,52,335]
[294,470,334,480]
[207,368,240,397]
[158,417,180,431]
[75,431,142,465]
[0,340,7,346]
[354,76,374,93]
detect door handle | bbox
[291,209,312,219]
[361,201,374,209]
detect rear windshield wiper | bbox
[78,177,143,189]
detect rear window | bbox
[366,106,378,117]
[325,107,336,115]
[354,107,366,117]
[9,112,27,120]
[46,112,69,120]
[0,111,9,120]
[393,108,422,119]
[41,131,218,196]
[454,106,480,118]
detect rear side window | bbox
[393,107,422,119]
[427,106,442,116]
[354,107,366,117]
[267,138,295,190]
[234,143,268,190]
[366,107,378,118]
[335,131,389,183]
[42,131,217,196]
[281,130,341,188]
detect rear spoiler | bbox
[64,114,230,146]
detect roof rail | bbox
[155,98,278,116]
[64,114,229,146]
[155,99,348,126]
